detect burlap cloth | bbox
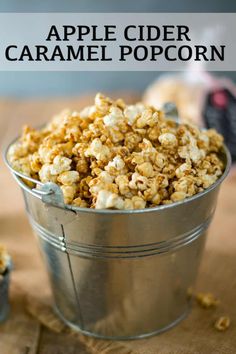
[1,95,236,352]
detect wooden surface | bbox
[0,95,236,354]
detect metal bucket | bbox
[4,140,231,339]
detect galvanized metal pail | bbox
[4,140,231,339]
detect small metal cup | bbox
[4,138,231,339]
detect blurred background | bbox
[0,0,236,98]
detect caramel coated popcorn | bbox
[8,93,225,209]
[214,316,231,331]
[196,292,220,308]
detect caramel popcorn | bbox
[196,292,220,308]
[214,316,230,332]
[8,93,225,210]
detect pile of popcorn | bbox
[8,93,225,210]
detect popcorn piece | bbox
[201,174,218,189]
[136,109,153,128]
[123,196,146,209]
[30,153,42,173]
[129,173,149,191]
[206,129,224,152]
[156,174,169,189]
[109,156,125,170]
[143,181,160,203]
[171,191,186,202]
[214,316,230,332]
[131,154,145,166]
[178,132,206,164]
[38,146,59,164]
[103,107,124,127]
[80,105,96,119]
[109,128,124,143]
[173,177,196,197]
[39,155,72,182]
[95,190,124,209]
[115,175,131,197]
[99,171,114,184]
[124,132,142,151]
[76,158,89,174]
[51,156,72,175]
[148,126,160,141]
[137,162,154,178]
[131,196,146,209]
[89,171,115,195]
[175,162,192,179]
[85,138,111,162]
[124,104,143,125]
[105,156,126,176]
[47,109,71,131]
[95,93,112,114]
[198,132,209,150]
[61,185,77,204]
[20,125,42,153]
[151,193,161,205]
[72,197,88,208]
[178,145,199,163]
[158,133,177,148]
[196,292,220,308]
[39,164,57,183]
[8,142,28,162]
[154,153,167,170]
[123,198,134,210]
[10,157,32,177]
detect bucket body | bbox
[5,141,230,339]
[23,182,219,339]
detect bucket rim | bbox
[3,133,232,215]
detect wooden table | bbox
[0,95,236,354]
